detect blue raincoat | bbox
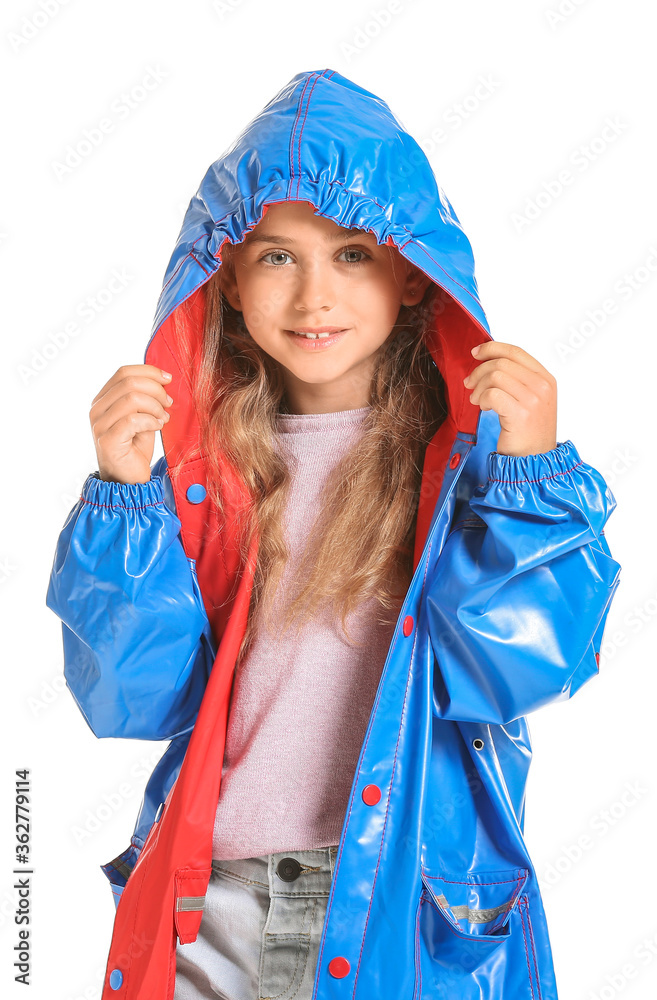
[46,68,621,1000]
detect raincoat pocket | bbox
[416,865,535,998]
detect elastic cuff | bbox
[486,440,583,485]
[81,471,165,509]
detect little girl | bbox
[46,69,621,1000]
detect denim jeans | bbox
[173,846,339,1000]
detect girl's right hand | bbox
[90,365,173,484]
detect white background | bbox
[1,1,655,998]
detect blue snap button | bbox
[109,969,123,990]
[186,483,206,504]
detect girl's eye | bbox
[337,247,369,265]
[258,247,371,267]
[260,251,293,266]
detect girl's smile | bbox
[283,327,350,349]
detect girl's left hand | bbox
[463,341,558,458]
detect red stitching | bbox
[488,459,584,485]
[189,250,212,277]
[519,897,536,1000]
[80,498,164,511]
[289,74,311,184]
[403,240,486,315]
[521,897,543,1000]
[423,874,521,885]
[487,869,522,935]
[294,74,322,199]
[161,235,209,295]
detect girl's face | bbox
[220,201,431,413]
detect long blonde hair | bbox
[175,247,448,666]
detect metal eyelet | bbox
[472,738,485,751]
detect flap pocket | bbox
[421,866,528,940]
[419,866,530,974]
[174,867,212,945]
[417,866,535,989]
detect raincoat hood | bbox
[144,68,492,584]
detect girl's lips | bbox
[284,329,349,350]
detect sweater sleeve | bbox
[45,457,215,740]
[424,440,622,725]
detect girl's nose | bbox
[292,266,336,313]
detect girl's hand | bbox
[463,342,557,457]
[89,365,173,484]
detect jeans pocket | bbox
[416,865,533,997]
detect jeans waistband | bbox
[211,846,339,897]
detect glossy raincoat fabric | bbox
[46,68,622,999]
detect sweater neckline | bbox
[275,405,371,433]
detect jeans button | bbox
[276,857,302,882]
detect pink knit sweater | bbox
[211,406,400,860]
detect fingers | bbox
[97,412,167,454]
[90,364,172,408]
[464,343,556,397]
[90,367,173,426]
[92,388,172,441]
[467,364,554,404]
[470,341,554,380]
[467,369,545,417]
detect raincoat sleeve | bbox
[425,438,622,725]
[45,456,215,741]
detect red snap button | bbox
[362,784,381,806]
[328,957,351,979]
[402,615,414,636]
[449,452,461,469]
[595,652,600,667]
